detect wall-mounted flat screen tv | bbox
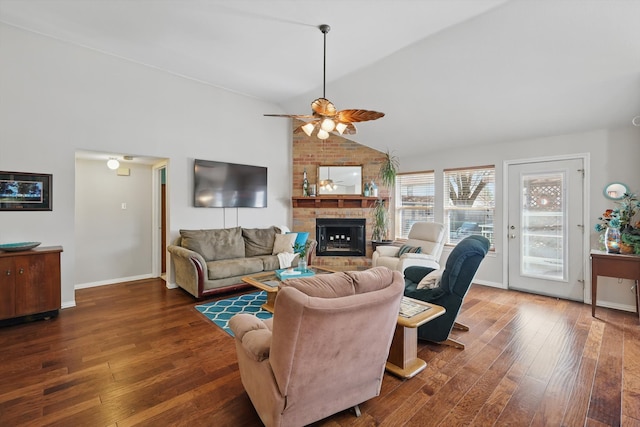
[194,159,267,208]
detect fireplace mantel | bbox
[292,196,388,209]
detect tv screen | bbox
[194,159,267,208]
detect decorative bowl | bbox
[0,242,42,252]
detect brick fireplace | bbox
[290,120,393,269]
[316,218,366,257]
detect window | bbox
[444,166,495,247]
[395,171,435,239]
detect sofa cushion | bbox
[254,255,283,271]
[272,233,296,255]
[243,226,280,257]
[345,266,395,294]
[206,257,264,280]
[279,272,355,298]
[180,227,244,261]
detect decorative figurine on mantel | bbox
[370,180,378,197]
[302,168,309,197]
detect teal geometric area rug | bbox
[195,291,272,337]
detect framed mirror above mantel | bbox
[317,165,362,195]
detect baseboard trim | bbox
[75,274,154,290]
[61,300,76,309]
[474,279,505,289]
[589,300,637,314]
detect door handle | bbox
[510,234,516,239]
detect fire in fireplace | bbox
[316,218,366,257]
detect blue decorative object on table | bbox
[275,268,316,280]
[0,242,41,252]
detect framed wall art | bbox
[0,171,52,211]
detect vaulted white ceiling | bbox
[1,0,639,157]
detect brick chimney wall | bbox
[291,120,392,268]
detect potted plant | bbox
[293,241,310,271]
[594,192,640,253]
[371,198,389,249]
[379,149,399,189]
[371,150,399,249]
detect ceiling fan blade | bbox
[311,98,337,116]
[264,114,315,119]
[337,109,385,123]
[342,123,357,135]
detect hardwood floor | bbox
[0,278,638,427]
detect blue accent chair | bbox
[404,235,490,349]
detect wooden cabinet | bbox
[0,246,62,322]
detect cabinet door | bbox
[14,253,60,316]
[0,258,16,319]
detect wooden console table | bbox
[386,297,446,379]
[0,246,62,324]
[590,250,640,321]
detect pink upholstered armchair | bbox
[229,267,404,427]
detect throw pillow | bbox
[416,269,443,290]
[398,244,422,257]
[287,231,309,253]
[272,233,297,255]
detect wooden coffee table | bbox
[386,297,446,379]
[241,266,338,313]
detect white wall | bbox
[2,22,638,312]
[0,23,292,308]
[75,159,153,286]
[400,127,640,311]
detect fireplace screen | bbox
[316,218,366,257]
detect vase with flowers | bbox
[595,192,640,254]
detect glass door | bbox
[507,159,584,301]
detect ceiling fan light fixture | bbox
[317,129,330,140]
[107,158,120,170]
[301,122,316,136]
[264,24,384,139]
[320,118,336,132]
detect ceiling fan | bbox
[265,24,384,140]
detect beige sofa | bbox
[229,267,404,426]
[167,226,316,298]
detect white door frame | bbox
[151,160,169,279]
[502,153,591,302]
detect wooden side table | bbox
[590,250,640,321]
[386,297,446,379]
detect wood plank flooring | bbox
[0,278,638,426]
